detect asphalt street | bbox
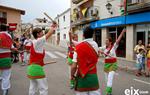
[0,44,149,95]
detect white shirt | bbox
[72,40,80,46]
[32,36,46,53]
[24,39,32,46]
[136,54,143,64]
[72,38,99,62]
[99,42,118,59]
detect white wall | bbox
[0,7,23,37]
[55,9,71,48]
[30,19,51,29]
[126,25,134,61]
[94,0,122,19]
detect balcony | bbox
[127,0,150,14]
[71,6,99,27]
[72,0,92,9]
[72,0,83,4]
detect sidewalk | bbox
[47,43,137,74]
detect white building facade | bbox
[30,18,51,30]
[71,0,150,61]
[55,8,71,48]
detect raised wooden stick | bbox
[44,12,54,22]
[69,29,73,45]
[45,61,57,65]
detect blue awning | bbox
[90,16,125,28]
[90,11,150,29]
[126,11,150,24]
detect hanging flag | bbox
[81,8,88,17]
[9,23,17,31]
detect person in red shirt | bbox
[27,22,57,95]
[0,25,14,95]
[22,36,32,66]
[67,33,78,89]
[71,26,101,95]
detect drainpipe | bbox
[124,0,127,25]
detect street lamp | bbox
[106,2,113,14]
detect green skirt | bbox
[75,74,99,92]
[0,58,12,69]
[27,64,45,79]
[104,62,118,73]
[67,57,73,65]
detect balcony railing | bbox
[127,0,150,13]
[71,6,99,26]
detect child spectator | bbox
[136,48,145,76]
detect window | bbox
[127,0,132,4]
[3,12,7,18]
[63,15,65,22]
[0,12,3,18]
[91,10,93,16]
[135,24,150,46]
[0,12,7,18]
[39,21,42,23]
[127,0,143,4]
[0,12,7,24]
[95,29,101,47]
[43,18,46,23]
[109,27,126,57]
[58,19,59,24]
[63,34,66,39]
[58,19,59,29]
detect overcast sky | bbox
[0,0,70,23]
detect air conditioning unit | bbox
[88,7,99,17]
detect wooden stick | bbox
[69,29,73,45]
[45,61,57,65]
[43,12,54,22]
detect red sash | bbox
[0,32,12,49]
[25,46,31,51]
[76,42,99,78]
[105,57,117,63]
[105,45,113,57]
[104,45,117,63]
[68,46,75,59]
[29,44,45,66]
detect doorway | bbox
[94,29,101,47]
[108,26,126,57]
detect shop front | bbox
[108,27,126,57]
[91,16,126,58]
[91,11,150,61]
[135,24,150,46]
[94,28,102,47]
[126,11,150,47]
